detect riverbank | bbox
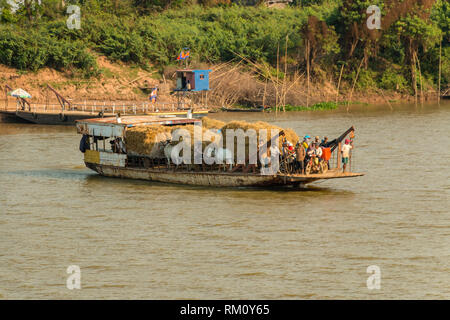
[1,61,442,113]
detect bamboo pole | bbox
[306,40,310,108]
[337,142,342,170]
[336,63,345,104]
[276,42,280,115]
[413,53,418,105]
[348,58,364,111]
[415,52,424,105]
[283,35,288,112]
[4,86,7,111]
[376,88,393,111]
[438,39,442,104]
[262,79,267,109]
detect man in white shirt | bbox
[314,144,323,158]
[341,139,353,172]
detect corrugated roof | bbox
[176,69,212,72]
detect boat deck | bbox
[281,170,364,180]
[0,109,209,125]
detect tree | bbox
[301,15,339,72]
[338,0,385,60]
[431,0,450,42]
[6,0,43,23]
[395,14,441,95]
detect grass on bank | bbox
[268,102,339,111]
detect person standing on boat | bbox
[302,135,311,150]
[341,139,353,173]
[79,134,90,153]
[320,136,329,147]
[314,136,320,146]
[295,142,306,174]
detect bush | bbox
[0,25,98,78]
[355,69,378,90]
[0,1,447,93]
[379,69,408,92]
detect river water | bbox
[0,102,449,299]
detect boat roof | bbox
[176,69,212,73]
[76,116,201,127]
[76,116,201,137]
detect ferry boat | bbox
[76,116,364,187]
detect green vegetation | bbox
[0,0,448,93]
[270,102,338,111]
[0,24,98,77]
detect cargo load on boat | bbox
[125,117,298,161]
[125,120,220,159]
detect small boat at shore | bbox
[0,108,209,125]
[221,106,265,113]
[76,116,364,187]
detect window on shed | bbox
[199,74,204,80]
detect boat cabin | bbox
[76,116,200,167]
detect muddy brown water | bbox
[0,102,449,299]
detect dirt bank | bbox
[0,56,438,111]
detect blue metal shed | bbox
[175,70,211,92]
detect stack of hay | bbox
[201,117,225,130]
[220,120,299,162]
[125,117,299,164]
[126,123,218,159]
[125,125,172,158]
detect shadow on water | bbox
[82,171,355,198]
[3,168,94,181]
[3,166,351,197]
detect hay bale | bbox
[126,124,217,161]
[125,125,172,158]
[201,117,225,130]
[221,120,299,148]
[220,120,299,163]
[125,120,299,164]
[169,125,217,163]
[252,121,299,146]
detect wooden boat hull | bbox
[15,110,104,125]
[221,107,264,113]
[0,110,30,123]
[85,162,364,187]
